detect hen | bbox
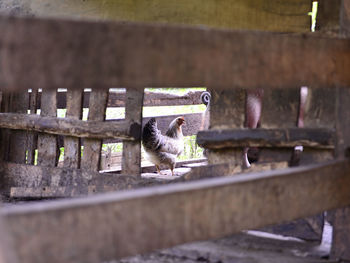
[142,116,185,176]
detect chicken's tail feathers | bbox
[142,118,161,150]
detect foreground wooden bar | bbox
[197,128,335,149]
[1,15,350,91]
[1,159,350,263]
[0,113,139,140]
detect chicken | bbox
[142,116,185,176]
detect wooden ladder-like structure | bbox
[1,1,350,262]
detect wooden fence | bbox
[1,0,350,262]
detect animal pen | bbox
[0,0,350,262]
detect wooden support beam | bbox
[53,90,204,109]
[63,89,83,168]
[81,90,109,171]
[0,113,139,140]
[37,89,58,168]
[1,159,350,263]
[1,16,350,91]
[0,162,160,195]
[13,0,311,32]
[122,88,144,175]
[197,128,335,150]
[26,88,38,165]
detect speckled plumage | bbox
[142,117,185,175]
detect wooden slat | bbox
[0,93,10,162]
[331,87,350,260]
[259,89,300,163]
[1,159,350,263]
[1,16,350,92]
[0,216,17,263]
[26,88,38,165]
[8,92,28,164]
[55,90,203,109]
[0,113,139,140]
[300,88,336,165]
[197,128,335,150]
[14,0,311,32]
[122,88,144,175]
[37,90,58,168]
[316,0,341,35]
[80,90,108,171]
[206,89,245,169]
[63,89,83,168]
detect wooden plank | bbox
[17,0,311,32]
[0,113,139,140]
[26,88,38,165]
[0,162,159,193]
[80,90,108,171]
[122,88,144,175]
[259,89,300,163]
[64,89,83,168]
[197,128,335,150]
[48,90,203,109]
[1,16,350,92]
[8,92,28,164]
[0,216,17,263]
[1,159,350,263]
[0,93,10,162]
[37,89,58,168]
[316,0,341,35]
[330,88,350,260]
[206,89,245,169]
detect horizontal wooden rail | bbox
[52,90,204,109]
[1,16,350,91]
[197,128,335,149]
[0,113,140,140]
[1,159,350,263]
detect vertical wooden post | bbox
[0,92,10,162]
[259,88,324,242]
[26,88,39,165]
[330,1,350,260]
[259,89,299,163]
[81,89,108,171]
[206,89,245,171]
[122,88,144,176]
[37,89,58,169]
[63,89,83,169]
[8,92,28,164]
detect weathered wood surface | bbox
[51,90,204,109]
[1,16,350,91]
[63,89,83,168]
[80,90,108,171]
[316,0,341,35]
[37,90,58,167]
[8,0,311,32]
[0,216,17,263]
[26,88,38,165]
[206,89,245,169]
[0,113,139,140]
[7,93,28,164]
[0,93,10,162]
[331,88,350,260]
[197,128,335,150]
[122,89,144,175]
[2,159,350,263]
[0,162,159,194]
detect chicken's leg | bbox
[155,165,163,175]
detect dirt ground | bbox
[114,226,333,263]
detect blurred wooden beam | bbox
[2,159,350,263]
[1,16,350,91]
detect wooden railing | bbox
[0,7,350,263]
